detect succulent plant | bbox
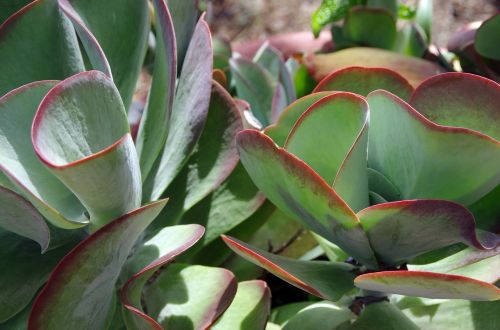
[0,0,271,328]
[223,67,500,328]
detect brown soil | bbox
[207,0,499,47]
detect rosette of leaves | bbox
[311,0,432,58]
[0,0,270,328]
[222,67,500,329]
[448,13,500,82]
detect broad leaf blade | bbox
[355,271,500,301]
[475,14,500,60]
[28,200,168,329]
[222,235,356,301]
[349,301,419,330]
[237,130,377,268]
[343,7,397,49]
[281,301,353,330]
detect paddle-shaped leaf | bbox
[0,81,87,229]
[167,0,200,67]
[211,280,271,330]
[343,7,397,49]
[285,92,369,211]
[59,0,150,108]
[136,0,177,178]
[236,130,377,267]
[0,0,31,24]
[120,224,204,330]
[409,72,500,140]
[349,301,419,330]
[0,0,84,96]
[143,264,237,329]
[222,235,356,301]
[367,90,500,206]
[32,71,141,230]
[313,66,414,100]
[28,200,168,329]
[278,301,353,330]
[475,14,500,61]
[0,187,49,251]
[144,16,213,201]
[355,271,500,301]
[358,200,499,265]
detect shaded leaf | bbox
[349,301,419,330]
[415,0,432,39]
[475,14,500,60]
[343,7,397,49]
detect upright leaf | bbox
[474,13,500,60]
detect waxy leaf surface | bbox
[343,7,396,49]
[29,200,168,329]
[280,301,353,330]
[349,301,419,330]
[222,235,356,301]
[475,14,500,60]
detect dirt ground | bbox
[207,0,499,48]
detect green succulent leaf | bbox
[281,301,353,330]
[237,129,377,268]
[469,184,500,232]
[0,187,49,251]
[230,57,276,127]
[285,92,370,211]
[120,224,204,330]
[410,72,500,141]
[358,200,499,265]
[313,66,414,100]
[349,301,419,330]
[32,71,141,230]
[355,271,500,301]
[343,7,397,49]
[366,0,397,16]
[367,168,401,202]
[0,81,87,229]
[265,92,332,146]
[211,280,271,330]
[0,0,31,24]
[0,0,84,96]
[475,13,500,60]
[144,16,213,201]
[415,0,432,40]
[392,23,428,58]
[310,0,363,38]
[143,264,237,329]
[28,200,168,329]
[136,0,177,178]
[222,235,356,301]
[367,90,500,206]
[0,230,75,323]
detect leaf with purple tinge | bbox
[143,264,237,329]
[28,199,168,330]
[58,0,150,108]
[0,81,87,229]
[0,0,84,96]
[222,235,356,301]
[313,67,414,100]
[211,280,271,330]
[0,187,49,251]
[136,0,177,179]
[237,129,377,268]
[358,200,499,265]
[264,92,332,146]
[120,224,204,330]
[144,15,213,201]
[410,72,500,140]
[32,71,141,231]
[355,271,500,301]
[367,90,500,206]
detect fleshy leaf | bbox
[120,224,204,330]
[313,66,413,100]
[308,47,444,87]
[28,200,168,329]
[0,187,49,251]
[264,92,332,146]
[143,264,237,329]
[475,14,500,60]
[367,90,500,206]
[222,235,356,301]
[343,7,397,49]
[0,0,84,96]
[349,301,419,330]
[355,271,500,301]
[284,92,369,211]
[230,57,276,127]
[0,0,31,24]
[409,72,500,140]
[0,230,75,323]
[211,280,271,330]
[144,16,213,201]
[0,81,87,229]
[280,301,353,330]
[136,0,177,178]
[358,200,499,265]
[415,0,432,39]
[237,129,377,267]
[167,0,200,68]
[32,71,141,230]
[310,0,363,38]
